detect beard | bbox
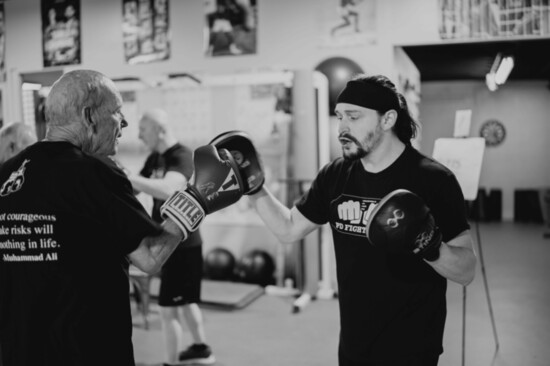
[342,138,367,160]
[341,123,384,161]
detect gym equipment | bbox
[235,249,276,286]
[200,279,264,310]
[366,189,442,262]
[540,188,550,238]
[314,57,364,115]
[432,137,499,366]
[203,247,236,281]
[471,219,500,366]
[209,130,265,195]
[514,189,544,223]
[160,145,243,239]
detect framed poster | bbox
[122,0,170,65]
[318,0,377,48]
[438,0,549,40]
[41,0,81,67]
[454,109,472,138]
[0,4,5,82]
[203,0,257,57]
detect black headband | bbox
[335,79,400,112]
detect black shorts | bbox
[158,244,203,307]
[338,343,440,366]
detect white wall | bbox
[2,0,444,121]
[419,81,550,221]
[3,0,548,220]
[4,0,412,79]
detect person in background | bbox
[0,122,37,165]
[127,109,215,366]
[0,70,241,366]
[210,74,477,366]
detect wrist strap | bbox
[160,190,205,240]
[418,229,442,262]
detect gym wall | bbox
[1,0,547,220]
[2,0,440,123]
[419,81,550,221]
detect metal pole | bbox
[474,220,500,353]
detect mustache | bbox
[338,132,360,144]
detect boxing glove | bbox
[209,130,265,195]
[161,145,244,240]
[366,189,442,261]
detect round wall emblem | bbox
[480,120,506,146]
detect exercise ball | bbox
[235,249,276,286]
[203,247,236,281]
[315,57,364,115]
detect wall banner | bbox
[0,4,5,82]
[203,0,257,57]
[123,0,170,65]
[41,0,81,67]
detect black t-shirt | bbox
[296,144,469,363]
[0,141,163,366]
[139,143,202,248]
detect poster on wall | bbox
[0,4,5,82]
[41,0,81,67]
[438,0,550,40]
[318,0,377,48]
[203,0,257,57]
[0,91,3,128]
[122,0,170,65]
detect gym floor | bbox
[131,221,550,366]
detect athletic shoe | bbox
[178,343,216,365]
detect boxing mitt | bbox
[209,130,264,195]
[366,189,442,261]
[161,145,244,239]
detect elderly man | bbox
[0,70,242,366]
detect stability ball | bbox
[235,249,276,286]
[315,57,364,115]
[203,247,236,281]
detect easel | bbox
[433,137,499,366]
[472,217,500,364]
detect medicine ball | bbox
[235,249,276,286]
[315,57,364,115]
[204,247,236,281]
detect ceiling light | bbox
[495,55,514,85]
[485,73,498,92]
[485,53,514,91]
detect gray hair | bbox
[45,69,114,129]
[140,108,171,133]
[44,70,120,152]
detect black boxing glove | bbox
[209,130,265,195]
[366,189,442,262]
[161,145,244,239]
